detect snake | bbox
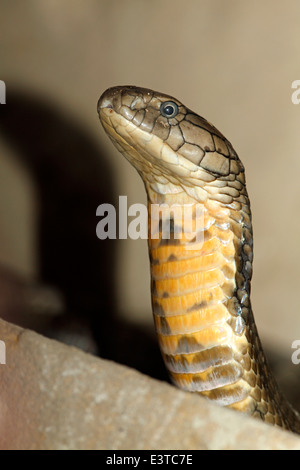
[97,85,300,433]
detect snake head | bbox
[98,86,245,204]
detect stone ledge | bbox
[0,318,299,450]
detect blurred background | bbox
[0,0,300,404]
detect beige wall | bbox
[1,0,300,356]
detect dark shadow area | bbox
[0,90,169,383]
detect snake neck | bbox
[146,185,300,433]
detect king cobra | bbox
[97,86,300,433]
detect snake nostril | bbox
[97,97,113,114]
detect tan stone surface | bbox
[0,318,300,450]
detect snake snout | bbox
[97,87,120,114]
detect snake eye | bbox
[160,101,179,119]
